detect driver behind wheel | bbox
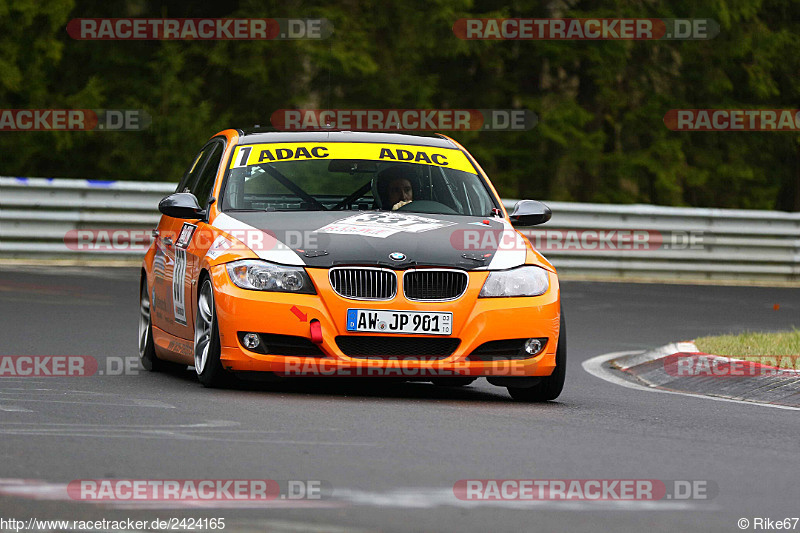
[387,178,413,210]
[375,164,418,210]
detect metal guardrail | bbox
[0,177,173,257]
[1,176,799,282]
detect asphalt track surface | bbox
[0,265,798,533]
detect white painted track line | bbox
[0,404,33,412]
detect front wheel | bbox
[139,278,165,371]
[507,311,566,402]
[194,278,232,388]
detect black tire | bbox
[139,277,187,373]
[431,377,477,387]
[507,311,566,402]
[194,278,233,388]
[138,277,164,371]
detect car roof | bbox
[234,130,460,149]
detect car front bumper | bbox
[211,265,560,378]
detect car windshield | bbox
[220,156,497,217]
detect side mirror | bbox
[508,200,552,227]
[158,193,205,220]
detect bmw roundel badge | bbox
[389,252,406,261]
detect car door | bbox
[152,139,225,339]
[176,139,226,339]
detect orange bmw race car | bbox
[139,130,564,401]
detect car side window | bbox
[176,148,211,193]
[190,141,224,208]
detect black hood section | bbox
[225,210,510,270]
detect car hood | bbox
[215,210,531,271]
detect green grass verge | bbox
[695,329,800,358]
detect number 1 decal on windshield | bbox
[232,146,252,167]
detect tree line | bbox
[1,0,798,211]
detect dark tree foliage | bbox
[1,0,798,210]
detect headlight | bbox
[226,260,316,294]
[479,266,549,298]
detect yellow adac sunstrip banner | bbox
[229,142,476,174]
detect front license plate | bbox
[346,309,452,335]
